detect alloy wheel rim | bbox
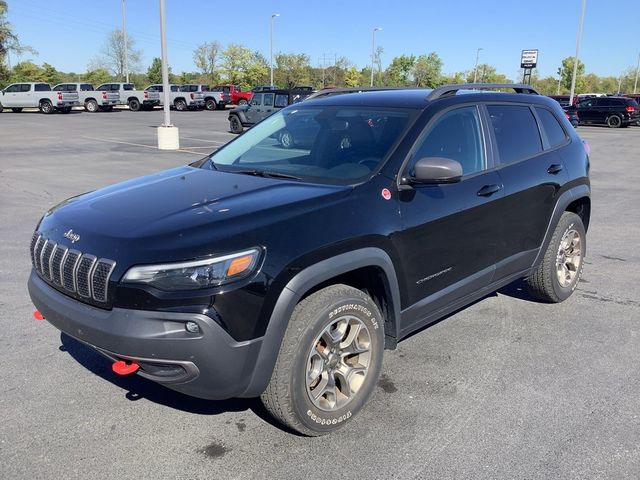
[305,314,371,412]
[555,228,582,288]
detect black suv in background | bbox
[571,96,640,127]
[28,84,590,436]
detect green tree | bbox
[42,62,60,84]
[146,57,166,84]
[413,52,443,87]
[221,43,253,84]
[274,53,311,88]
[1,1,37,83]
[344,66,361,87]
[384,54,416,86]
[465,64,511,84]
[84,68,112,86]
[561,56,585,93]
[91,29,142,80]
[243,51,269,89]
[10,60,44,82]
[193,41,221,84]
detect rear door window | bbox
[21,84,33,92]
[274,94,289,108]
[487,105,543,165]
[34,84,51,91]
[263,93,275,107]
[80,84,93,91]
[535,108,567,148]
[123,84,135,91]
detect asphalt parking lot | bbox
[1,109,639,479]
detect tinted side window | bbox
[5,84,19,92]
[263,93,274,107]
[21,84,33,92]
[201,85,210,92]
[34,84,51,91]
[274,94,288,108]
[412,106,486,176]
[52,84,66,91]
[487,105,542,165]
[81,84,93,91]
[123,84,134,91]
[250,93,263,106]
[535,108,567,148]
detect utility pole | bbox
[569,0,586,105]
[473,48,483,83]
[157,0,179,150]
[270,13,280,87]
[121,0,129,83]
[557,67,562,95]
[371,27,382,87]
[634,52,640,94]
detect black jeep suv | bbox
[571,95,640,127]
[28,83,590,436]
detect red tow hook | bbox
[33,310,45,321]
[112,360,140,375]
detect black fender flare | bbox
[532,183,590,269]
[229,110,248,124]
[240,247,401,397]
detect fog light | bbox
[185,321,200,334]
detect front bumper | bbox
[28,271,263,399]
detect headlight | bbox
[122,248,261,291]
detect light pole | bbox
[473,48,483,83]
[121,0,129,83]
[270,13,280,87]
[370,27,382,87]
[569,0,586,105]
[157,0,179,150]
[634,52,639,94]
[556,67,563,95]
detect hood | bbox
[37,166,350,274]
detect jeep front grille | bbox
[30,232,116,304]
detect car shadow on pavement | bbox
[496,278,538,301]
[58,332,288,431]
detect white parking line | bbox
[80,135,202,155]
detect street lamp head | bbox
[374,27,382,32]
[272,13,280,18]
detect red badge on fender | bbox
[381,188,392,200]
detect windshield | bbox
[208,106,414,184]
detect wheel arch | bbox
[240,247,401,397]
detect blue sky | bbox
[6,0,639,79]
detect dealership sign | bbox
[520,49,538,69]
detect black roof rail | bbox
[305,86,404,101]
[427,83,540,101]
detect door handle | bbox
[547,164,564,174]
[476,184,502,197]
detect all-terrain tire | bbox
[261,284,385,436]
[526,211,586,303]
[128,98,141,111]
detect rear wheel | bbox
[174,99,187,111]
[39,100,54,114]
[85,99,99,112]
[526,212,585,303]
[229,115,243,134]
[261,285,384,436]
[128,98,141,112]
[11,108,23,113]
[606,115,622,128]
[205,98,217,111]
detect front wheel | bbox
[526,211,586,303]
[261,284,385,436]
[128,99,141,111]
[229,115,244,134]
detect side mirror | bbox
[408,157,463,185]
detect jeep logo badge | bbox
[64,229,80,243]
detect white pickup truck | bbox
[52,82,119,112]
[95,82,160,111]
[0,82,79,114]
[179,84,229,110]
[145,84,205,111]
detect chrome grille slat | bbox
[30,231,116,305]
[76,255,97,298]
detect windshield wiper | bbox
[231,168,302,181]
